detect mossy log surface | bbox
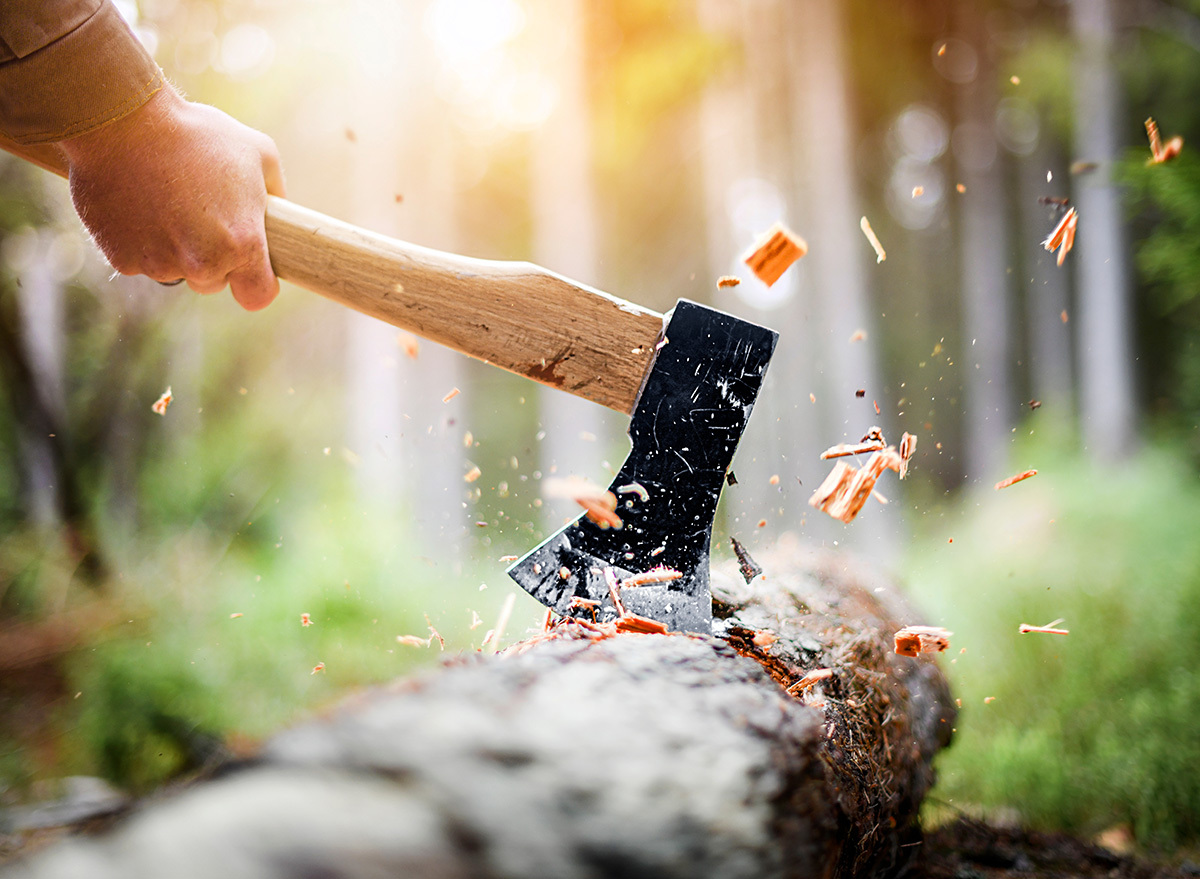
[1,545,955,879]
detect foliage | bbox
[907,436,1200,851]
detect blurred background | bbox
[2,0,1199,854]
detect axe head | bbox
[507,299,778,635]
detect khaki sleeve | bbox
[0,0,166,144]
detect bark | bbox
[2,545,954,879]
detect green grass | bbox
[1,494,543,795]
[906,437,1200,851]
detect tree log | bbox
[1,544,955,879]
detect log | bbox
[0,544,955,879]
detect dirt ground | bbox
[913,818,1200,879]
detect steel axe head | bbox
[507,299,778,635]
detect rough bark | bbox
[1,545,954,879]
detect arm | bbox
[0,0,285,310]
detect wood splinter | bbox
[893,625,952,657]
[1019,618,1069,636]
[744,222,808,287]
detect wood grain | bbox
[0,134,666,414]
[265,198,664,414]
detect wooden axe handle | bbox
[266,197,663,415]
[2,133,664,415]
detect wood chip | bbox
[311,662,326,674]
[396,331,420,359]
[300,613,313,627]
[620,566,683,588]
[1019,618,1069,635]
[787,667,833,694]
[396,635,430,647]
[229,612,243,619]
[730,536,763,583]
[716,275,741,288]
[614,613,669,635]
[464,465,482,483]
[859,216,886,263]
[151,386,173,415]
[1146,117,1183,164]
[1042,207,1078,267]
[912,186,924,198]
[752,631,777,648]
[849,329,867,342]
[898,432,917,480]
[820,440,885,460]
[442,387,460,403]
[893,625,952,657]
[744,222,808,286]
[995,469,1037,490]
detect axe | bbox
[1,138,777,634]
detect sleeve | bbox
[0,0,166,145]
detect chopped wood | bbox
[1061,309,1069,323]
[743,222,808,286]
[498,554,518,563]
[604,567,626,617]
[995,469,1037,490]
[311,662,325,674]
[849,329,867,342]
[898,432,917,480]
[620,566,683,588]
[752,631,777,648]
[1019,618,1069,636]
[786,668,833,694]
[442,387,460,403]
[614,613,669,635]
[464,465,482,483]
[578,493,622,530]
[893,625,952,657]
[912,186,924,198]
[730,536,763,583]
[873,399,881,415]
[859,216,887,263]
[872,490,888,505]
[1042,207,1078,267]
[229,612,243,619]
[808,461,856,513]
[956,183,966,193]
[151,386,173,415]
[855,389,865,398]
[469,610,483,630]
[808,450,893,525]
[300,613,313,628]
[725,470,738,486]
[396,635,430,647]
[1145,117,1183,164]
[820,440,885,460]
[1029,399,1042,410]
[716,275,741,288]
[769,474,780,485]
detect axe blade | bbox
[507,299,778,635]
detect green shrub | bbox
[907,440,1200,850]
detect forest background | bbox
[2,0,1200,854]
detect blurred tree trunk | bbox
[529,0,618,513]
[955,3,1014,486]
[701,0,816,541]
[1019,144,1074,417]
[786,0,895,558]
[1069,0,1137,460]
[344,0,466,552]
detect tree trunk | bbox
[5,544,954,879]
[1069,0,1138,460]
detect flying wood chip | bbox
[151,386,173,415]
[1043,207,1078,267]
[744,222,808,286]
[730,536,763,583]
[860,216,887,263]
[893,625,952,657]
[995,469,1037,490]
[1145,117,1183,164]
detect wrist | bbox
[58,84,184,168]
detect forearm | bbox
[0,0,165,145]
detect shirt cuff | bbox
[0,1,165,145]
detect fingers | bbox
[262,141,287,198]
[227,233,279,311]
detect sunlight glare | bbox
[425,0,525,65]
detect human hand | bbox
[58,85,286,311]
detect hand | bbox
[58,85,286,311]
